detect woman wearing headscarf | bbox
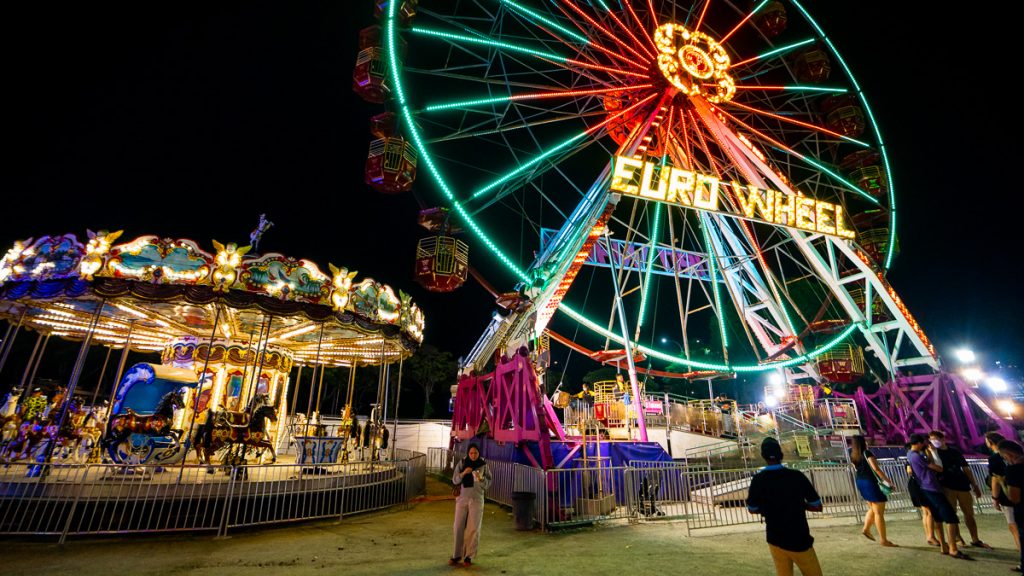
[450,443,492,566]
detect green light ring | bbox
[789,0,896,270]
[386,3,863,373]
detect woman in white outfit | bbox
[451,443,492,566]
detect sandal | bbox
[926,539,940,547]
[950,551,973,560]
[970,540,993,550]
[880,541,898,547]
[861,530,875,541]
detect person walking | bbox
[999,439,1024,572]
[904,442,938,546]
[747,437,824,576]
[928,430,990,549]
[450,443,492,566]
[987,432,1020,554]
[850,435,896,546]
[908,433,970,560]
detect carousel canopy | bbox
[0,231,425,366]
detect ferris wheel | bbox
[374,0,937,386]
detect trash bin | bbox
[511,491,535,530]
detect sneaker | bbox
[463,557,472,566]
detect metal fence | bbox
[0,451,427,541]
[426,449,998,533]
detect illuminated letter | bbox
[639,161,669,201]
[774,192,797,227]
[796,197,816,231]
[667,167,695,205]
[834,205,856,239]
[815,201,836,235]
[611,156,644,195]
[734,183,775,221]
[693,174,720,211]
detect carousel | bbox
[0,229,424,472]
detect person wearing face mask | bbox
[908,434,971,560]
[928,430,989,550]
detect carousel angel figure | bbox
[249,213,274,254]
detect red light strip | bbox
[558,1,652,66]
[508,83,653,103]
[718,4,760,44]
[694,0,713,34]
[601,1,658,60]
[716,100,852,145]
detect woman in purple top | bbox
[908,434,970,560]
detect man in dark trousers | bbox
[747,437,824,576]
[999,439,1024,572]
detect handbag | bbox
[452,484,461,497]
[873,468,893,496]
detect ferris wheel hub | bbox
[654,22,735,103]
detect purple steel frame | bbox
[450,354,565,469]
[837,372,1016,454]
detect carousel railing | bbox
[0,450,427,541]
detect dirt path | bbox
[4,479,1017,575]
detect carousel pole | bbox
[303,323,326,425]
[43,300,106,467]
[89,346,112,408]
[244,315,272,411]
[178,304,222,482]
[107,320,135,407]
[0,308,27,379]
[27,334,51,391]
[313,357,327,415]
[289,365,303,422]
[17,332,44,390]
[237,326,257,411]
[390,359,403,460]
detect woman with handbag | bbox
[450,443,492,566]
[850,435,898,546]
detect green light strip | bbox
[500,0,589,44]
[561,302,862,372]
[700,214,729,348]
[424,95,515,113]
[743,38,815,65]
[781,85,847,93]
[789,0,896,269]
[797,154,880,205]
[471,132,589,199]
[410,27,566,62]
[389,10,530,283]
[637,201,662,328]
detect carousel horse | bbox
[102,389,185,455]
[193,394,279,467]
[0,388,23,447]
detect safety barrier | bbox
[427,449,999,533]
[0,450,426,541]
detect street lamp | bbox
[954,348,976,363]
[985,376,1009,393]
[962,367,984,382]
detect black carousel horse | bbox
[193,394,279,469]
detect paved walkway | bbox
[4,479,1018,575]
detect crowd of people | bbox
[745,431,1024,575]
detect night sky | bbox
[4,2,1021,393]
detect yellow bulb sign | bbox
[610,155,855,239]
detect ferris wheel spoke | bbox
[409,26,648,80]
[467,92,658,201]
[703,105,880,204]
[692,0,713,33]
[730,37,817,70]
[720,100,871,148]
[555,1,653,67]
[420,83,653,114]
[619,0,661,58]
[718,0,769,44]
[497,0,590,45]
[589,0,659,61]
